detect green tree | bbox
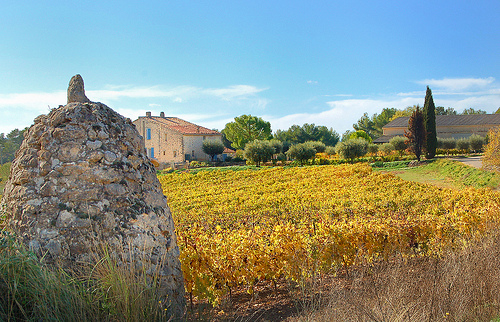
[306,141,326,153]
[334,138,368,161]
[390,105,418,121]
[435,106,457,115]
[438,138,456,150]
[462,108,487,115]
[202,140,225,161]
[223,115,272,150]
[243,140,275,166]
[456,138,470,151]
[349,130,372,143]
[286,142,317,165]
[404,106,426,161]
[268,139,283,155]
[353,108,397,139]
[0,128,27,164]
[423,86,437,159]
[353,113,375,138]
[469,134,485,152]
[341,130,354,142]
[220,129,233,149]
[389,136,407,156]
[273,123,339,146]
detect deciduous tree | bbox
[202,140,225,161]
[243,140,276,166]
[286,142,317,164]
[405,106,426,161]
[334,138,368,161]
[224,115,271,150]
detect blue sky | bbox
[1,1,499,135]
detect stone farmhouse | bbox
[133,112,226,164]
[373,114,500,143]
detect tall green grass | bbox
[0,230,180,321]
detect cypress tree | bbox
[423,86,437,159]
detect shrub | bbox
[325,146,336,156]
[469,134,485,152]
[438,138,457,150]
[243,140,275,166]
[335,138,368,161]
[307,141,326,153]
[456,138,470,151]
[286,143,317,164]
[389,136,407,156]
[367,144,379,155]
[380,143,395,155]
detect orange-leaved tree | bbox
[483,127,500,171]
[405,105,426,162]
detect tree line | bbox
[0,128,27,164]
[214,87,491,165]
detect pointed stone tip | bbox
[67,74,91,104]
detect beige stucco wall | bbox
[183,135,222,161]
[133,117,223,163]
[133,118,184,163]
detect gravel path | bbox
[450,156,483,169]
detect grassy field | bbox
[383,158,500,190]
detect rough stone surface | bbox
[67,74,90,104]
[1,75,185,315]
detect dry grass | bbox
[291,231,500,322]
[0,229,181,321]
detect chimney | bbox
[146,111,151,117]
[160,111,165,118]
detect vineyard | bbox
[159,164,500,304]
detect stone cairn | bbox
[1,75,185,314]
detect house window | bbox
[192,150,195,157]
[173,150,177,158]
[150,147,155,158]
[146,128,152,140]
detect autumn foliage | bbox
[160,164,500,304]
[405,105,426,161]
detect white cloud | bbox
[307,80,318,84]
[0,91,65,110]
[88,85,199,101]
[417,77,495,91]
[203,85,267,101]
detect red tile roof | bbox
[145,116,221,135]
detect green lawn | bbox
[385,159,500,190]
